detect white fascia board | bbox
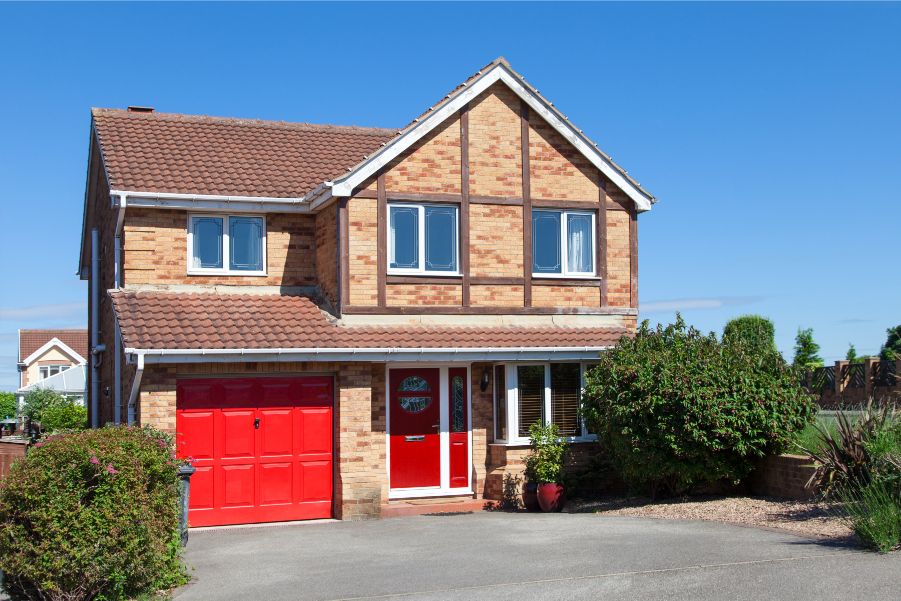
[22,338,87,366]
[110,189,312,214]
[328,63,653,212]
[127,346,607,364]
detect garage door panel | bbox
[300,460,332,502]
[177,411,215,460]
[259,463,293,505]
[259,408,293,457]
[178,376,334,527]
[221,464,255,508]
[221,410,255,459]
[299,408,332,455]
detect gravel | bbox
[567,495,854,542]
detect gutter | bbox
[125,345,608,365]
[109,189,313,213]
[113,194,126,424]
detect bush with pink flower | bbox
[0,426,188,600]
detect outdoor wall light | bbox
[480,367,490,392]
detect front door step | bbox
[382,496,488,518]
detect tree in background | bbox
[793,328,824,369]
[0,392,16,421]
[722,315,778,356]
[880,325,901,361]
[846,344,858,363]
[22,389,86,434]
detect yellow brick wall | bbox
[529,117,600,200]
[316,205,338,307]
[606,205,631,307]
[384,116,461,194]
[532,285,601,308]
[348,198,378,305]
[469,204,523,278]
[470,284,524,307]
[469,83,523,198]
[123,208,316,287]
[386,283,462,306]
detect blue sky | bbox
[1,2,899,391]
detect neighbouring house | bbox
[16,329,88,411]
[78,58,656,526]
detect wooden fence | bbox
[805,358,900,409]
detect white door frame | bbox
[386,363,473,499]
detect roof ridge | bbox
[91,107,398,136]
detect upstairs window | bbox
[39,364,68,380]
[188,214,266,275]
[532,209,595,276]
[388,203,459,275]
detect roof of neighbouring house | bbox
[91,109,397,198]
[109,291,629,351]
[17,363,87,396]
[18,329,89,364]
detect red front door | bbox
[389,368,441,488]
[176,376,333,527]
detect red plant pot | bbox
[537,483,565,512]
[522,481,540,512]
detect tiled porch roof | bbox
[110,291,628,352]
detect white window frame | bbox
[531,209,597,278]
[494,362,597,445]
[387,202,461,277]
[39,364,69,380]
[187,213,267,276]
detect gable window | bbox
[188,214,266,275]
[388,203,459,275]
[39,364,68,380]
[532,210,595,276]
[493,362,596,444]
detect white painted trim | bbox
[127,353,143,425]
[186,213,268,277]
[110,189,310,214]
[388,487,474,500]
[22,338,87,366]
[328,63,653,212]
[127,346,609,365]
[439,367,449,490]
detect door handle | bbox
[432,424,440,430]
[254,418,260,429]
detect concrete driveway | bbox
[175,512,900,601]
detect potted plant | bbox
[526,422,569,512]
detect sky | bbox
[0,2,899,391]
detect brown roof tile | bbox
[92,109,397,198]
[19,329,89,363]
[110,291,627,351]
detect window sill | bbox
[387,271,462,278]
[490,435,598,447]
[187,270,268,277]
[530,274,600,280]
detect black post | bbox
[177,463,196,546]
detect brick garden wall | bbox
[749,454,816,501]
[0,439,27,482]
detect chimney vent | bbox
[127,106,154,113]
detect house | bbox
[16,329,88,400]
[79,58,655,526]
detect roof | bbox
[17,363,86,396]
[110,291,628,352]
[18,329,88,364]
[92,109,396,198]
[90,58,654,209]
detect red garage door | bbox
[176,376,333,527]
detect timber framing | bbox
[521,100,532,308]
[460,104,471,307]
[352,188,629,210]
[598,172,608,307]
[376,175,387,307]
[341,305,637,316]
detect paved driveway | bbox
[175,512,900,601]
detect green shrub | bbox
[582,315,814,496]
[0,426,188,600]
[0,392,16,421]
[525,422,568,484]
[839,480,901,552]
[39,401,87,433]
[722,315,777,355]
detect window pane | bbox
[192,217,223,269]
[532,210,561,274]
[229,217,264,271]
[566,213,593,274]
[389,206,419,269]
[451,375,466,432]
[494,365,506,441]
[551,363,582,437]
[517,365,545,438]
[424,206,457,272]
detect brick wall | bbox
[123,209,316,287]
[749,454,816,501]
[315,206,338,308]
[345,84,637,312]
[0,439,27,482]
